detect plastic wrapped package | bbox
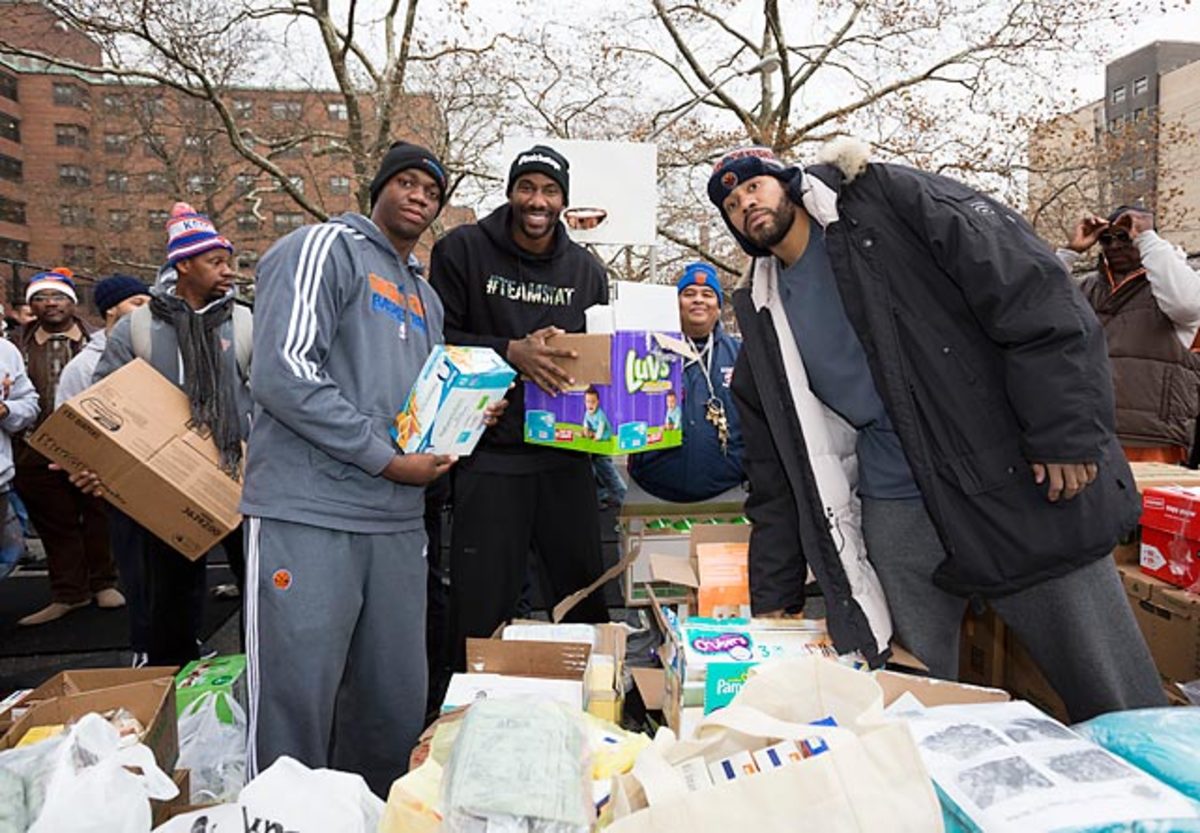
[1075,708,1200,802]
[0,733,63,833]
[176,690,247,802]
[441,699,593,833]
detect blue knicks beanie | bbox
[707,146,799,257]
[676,262,723,305]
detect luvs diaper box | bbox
[524,281,688,456]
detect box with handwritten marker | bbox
[393,345,516,457]
[523,281,686,456]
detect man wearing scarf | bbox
[90,202,251,665]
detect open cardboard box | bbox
[1,673,180,773]
[30,359,242,559]
[1118,561,1200,690]
[464,621,628,722]
[0,666,178,735]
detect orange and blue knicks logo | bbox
[367,272,426,333]
[272,569,292,592]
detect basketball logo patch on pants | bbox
[272,569,293,591]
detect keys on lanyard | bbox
[705,396,730,456]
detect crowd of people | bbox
[0,136,1197,796]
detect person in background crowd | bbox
[80,207,250,669]
[5,303,34,337]
[1059,206,1200,464]
[55,275,152,663]
[710,142,1163,722]
[13,268,121,625]
[629,262,745,503]
[430,144,610,665]
[241,142,504,796]
[0,330,38,580]
[55,276,150,405]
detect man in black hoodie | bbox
[430,145,609,661]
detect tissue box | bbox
[393,345,515,457]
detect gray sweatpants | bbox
[245,517,427,797]
[861,497,1166,723]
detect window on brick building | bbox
[147,209,170,230]
[287,175,305,194]
[0,237,28,260]
[55,123,89,148]
[271,100,302,120]
[0,72,18,102]
[143,134,167,158]
[187,173,215,194]
[0,196,25,225]
[236,212,259,232]
[329,175,351,195]
[108,209,131,231]
[1133,76,1148,96]
[53,82,89,109]
[0,154,21,182]
[1111,85,1126,104]
[235,173,257,195]
[234,99,253,119]
[274,211,304,232]
[59,205,94,227]
[327,102,348,121]
[145,172,168,193]
[106,171,130,193]
[102,92,127,114]
[104,133,129,154]
[0,113,19,143]
[62,244,95,268]
[58,165,90,187]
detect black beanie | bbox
[369,141,448,209]
[506,145,570,203]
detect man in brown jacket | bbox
[1060,206,1200,463]
[13,267,122,625]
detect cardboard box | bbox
[1002,630,1069,723]
[0,667,177,735]
[696,541,750,619]
[463,622,628,722]
[1129,461,1200,492]
[1139,486,1200,590]
[175,655,246,725]
[1,674,179,773]
[392,345,516,456]
[151,769,191,827]
[1118,562,1200,688]
[30,359,241,559]
[958,607,1006,689]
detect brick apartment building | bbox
[1028,42,1200,252]
[0,2,457,305]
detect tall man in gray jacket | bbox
[242,143,502,795]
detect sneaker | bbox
[130,651,149,669]
[212,583,240,599]
[94,587,127,609]
[17,599,89,626]
[197,639,218,660]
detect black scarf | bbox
[149,292,242,480]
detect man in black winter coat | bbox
[708,141,1163,722]
[430,145,609,664]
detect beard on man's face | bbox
[742,195,796,250]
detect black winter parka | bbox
[731,160,1139,659]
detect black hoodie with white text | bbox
[429,204,607,472]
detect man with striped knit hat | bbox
[77,203,252,664]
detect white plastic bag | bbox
[0,731,66,832]
[153,756,384,833]
[28,712,178,833]
[177,690,246,802]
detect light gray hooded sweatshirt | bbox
[239,213,444,533]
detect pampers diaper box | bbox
[393,345,516,457]
[524,281,687,456]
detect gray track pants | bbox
[861,497,1166,723]
[245,517,427,797]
